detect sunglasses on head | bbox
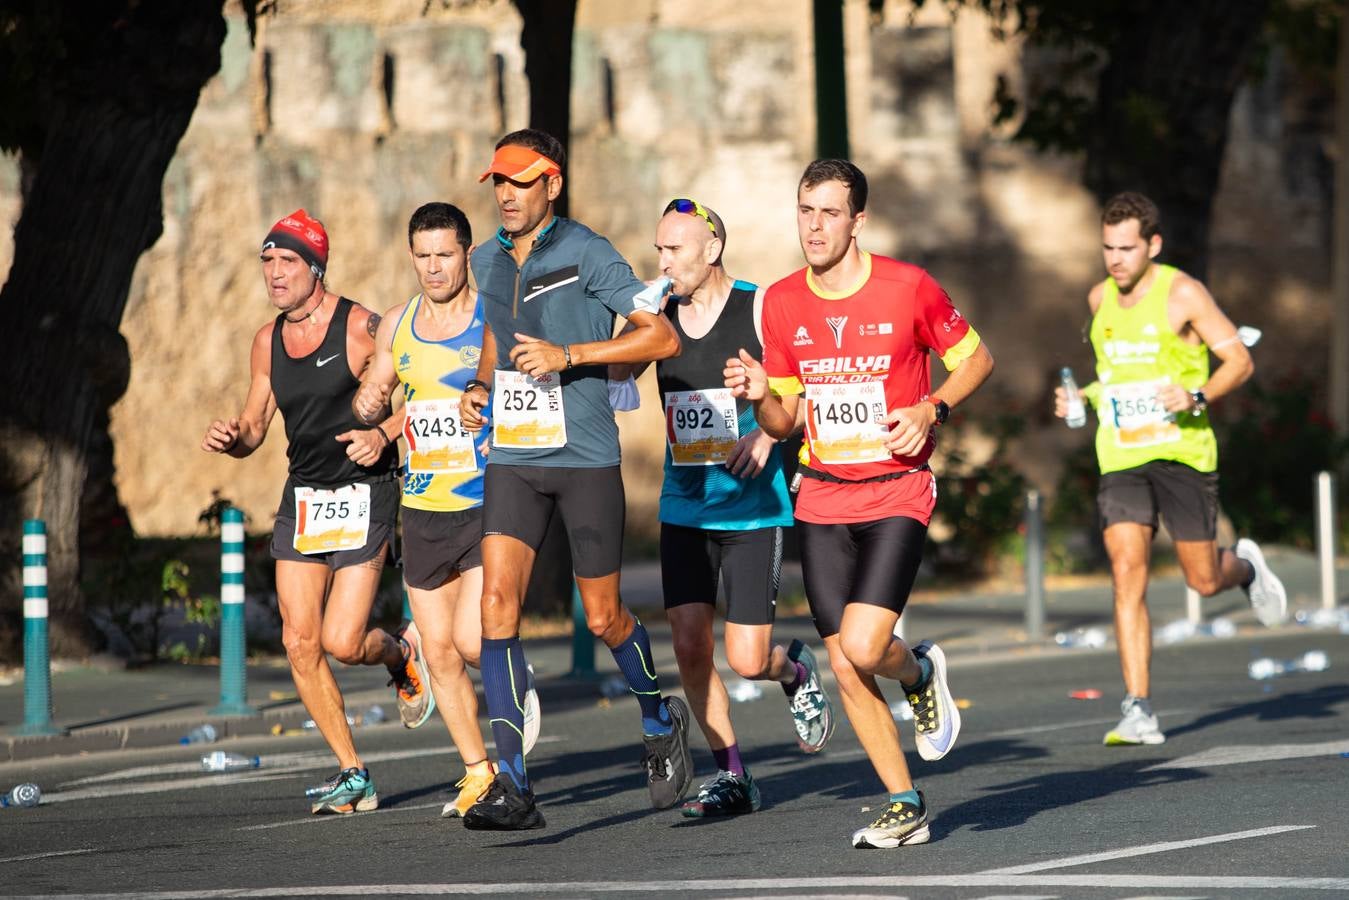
[665,198,718,236]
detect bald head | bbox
[655,203,728,298]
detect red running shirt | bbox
[761,253,980,524]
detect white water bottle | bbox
[201,751,261,773]
[1,783,40,808]
[1061,367,1086,429]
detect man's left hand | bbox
[884,402,935,456]
[336,428,388,466]
[510,332,566,378]
[725,428,774,479]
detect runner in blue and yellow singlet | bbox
[1054,192,1287,747]
[354,202,539,821]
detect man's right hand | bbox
[724,348,768,401]
[202,418,240,453]
[353,380,392,425]
[1052,385,1084,419]
[460,385,489,432]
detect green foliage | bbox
[930,410,1030,577]
[1045,439,1106,573]
[1212,372,1349,552]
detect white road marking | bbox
[238,801,443,831]
[1143,740,1349,771]
[45,738,563,803]
[0,848,97,865]
[977,825,1315,874]
[10,874,1349,897]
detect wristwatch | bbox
[928,398,950,425]
[465,379,490,395]
[1189,390,1208,415]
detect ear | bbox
[704,236,723,265]
[1147,233,1162,259]
[851,210,868,238]
[545,174,564,203]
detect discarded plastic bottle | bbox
[179,723,218,745]
[1,783,40,808]
[1156,619,1197,645]
[1248,650,1329,680]
[1061,367,1086,429]
[1054,627,1107,649]
[889,701,914,721]
[727,679,764,703]
[360,705,386,726]
[201,751,261,773]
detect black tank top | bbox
[657,281,760,412]
[270,297,397,488]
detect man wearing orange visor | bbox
[459,129,686,830]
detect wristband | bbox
[372,427,391,447]
[563,344,573,369]
[465,379,490,395]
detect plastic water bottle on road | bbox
[1248,650,1329,680]
[179,723,218,745]
[201,751,261,773]
[1054,626,1107,649]
[1060,367,1086,429]
[1,783,41,808]
[727,679,763,703]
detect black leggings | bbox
[799,515,927,638]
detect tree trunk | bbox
[0,1,228,662]
[513,0,578,218]
[1084,0,1269,280]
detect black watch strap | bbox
[930,398,950,425]
[465,379,490,395]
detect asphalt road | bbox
[2,629,1346,899]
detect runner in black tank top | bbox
[201,210,432,816]
[617,200,832,820]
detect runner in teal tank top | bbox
[1054,192,1287,748]
[614,198,835,819]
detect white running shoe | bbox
[1104,696,1165,746]
[907,641,960,762]
[1235,538,1287,627]
[522,664,541,756]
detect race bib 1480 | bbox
[804,380,890,465]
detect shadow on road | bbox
[1165,682,1349,740]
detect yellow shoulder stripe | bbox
[768,375,803,396]
[939,327,981,372]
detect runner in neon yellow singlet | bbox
[1054,192,1287,748]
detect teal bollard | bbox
[210,508,256,716]
[19,520,62,736]
[567,579,597,679]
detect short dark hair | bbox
[495,128,566,173]
[1102,192,1161,239]
[799,158,868,216]
[407,202,471,249]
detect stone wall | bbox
[0,0,1333,537]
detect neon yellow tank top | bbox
[1088,265,1217,474]
[392,293,488,512]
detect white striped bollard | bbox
[210,507,256,716]
[20,519,61,735]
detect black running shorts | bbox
[660,523,783,626]
[482,464,625,578]
[1098,460,1218,541]
[270,477,397,570]
[799,515,928,639]
[401,506,484,589]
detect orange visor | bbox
[477,145,562,184]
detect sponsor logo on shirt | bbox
[943,308,964,333]
[825,316,849,348]
[398,352,412,372]
[858,322,894,336]
[460,345,481,368]
[1142,323,1159,336]
[1103,339,1160,363]
[793,325,814,346]
[799,355,892,382]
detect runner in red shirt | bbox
[725,159,994,849]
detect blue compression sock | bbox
[481,636,530,792]
[901,656,933,693]
[609,619,671,735]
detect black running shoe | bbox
[681,768,761,818]
[642,696,694,809]
[462,772,546,831]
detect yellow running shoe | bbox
[441,764,497,819]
